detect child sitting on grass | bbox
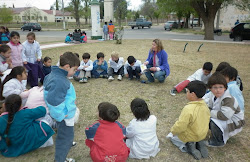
[206,72,244,147]
[0,94,54,157]
[108,51,124,81]
[91,52,108,78]
[74,53,93,83]
[168,81,210,160]
[126,98,160,159]
[124,56,142,81]
[42,56,52,76]
[0,45,12,76]
[85,102,130,162]
[170,62,213,96]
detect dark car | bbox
[164,21,178,31]
[230,23,250,41]
[21,23,42,32]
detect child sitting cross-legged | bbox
[108,51,124,81]
[126,98,160,159]
[85,102,130,162]
[167,80,210,160]
[74,53,93,83]
[170,62,213,96]
[91,52,108,78]
[124,56,142,81]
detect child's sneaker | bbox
[65,158,75,162]
[72,141,77,147]
[79,78,84,83]
[170,88,177,96]
[108,76,114,81]
[83,77,88,83]
[103,74,108,78]
[117,75,122,81]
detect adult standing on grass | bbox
[141,39,170,84]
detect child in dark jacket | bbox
[42,56,52,76]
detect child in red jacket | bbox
[85,102,129,162]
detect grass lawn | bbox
[0,40,249,162]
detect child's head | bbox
[111,51,119,61]
[0,26,5,33]
[152,39,164,52]
[0,44,11,58]
[208,72,228,98]
[82,31,86,35]
[82,53,90,63]
[215,62,230,72]
[220,66,238,83]
[9,31,20,44]
[127,56,136,66]
[186,81,207,100]
[105,22,107,25]
[78,29,81,33]
[60,52,80,77]
[202,62,213,75]
[97,52,105,62]
[27,32,36,43]
[74,53,79,58]
[3,94,22,146]
[74,29,77,33]
[110,20,112,23]
[130,98,150,121]
[98,102,120,122]
[43,56,52,67]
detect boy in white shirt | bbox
[124,56,142,81]
[108,51,124,81]
[74,53,93,83]
[170,62,213,96]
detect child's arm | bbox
[117,57,124,70]
[100,61,108,70]
[21,45,28,64]
[85,122,100,139]
[125,121,135,138]
[20,88,31,99]
[115,121,126,136]
[77,61,84,70]
[210,97,236,121]
[0,62,9,73]
[36,42,42,61]
[26,106,47,120]
[85,60,93,71]
[170,107,191,136]
[124,63,128,77]
[92,61,98,70]
[2,82,23,98]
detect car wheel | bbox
[234,35,242,41]
[22,28,25,31]
[148,25,151,28]
[142,26,144,29]
[31,28,34,32]
[138,26,140,29]
[131,27,134,29]
[217,31,222,36]
[38,29,41,31]
[165,28,167,30]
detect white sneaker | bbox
[108,76,114,81]
[117,75,122,81]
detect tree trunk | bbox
[74,0,80,27]
[191,1,222,40]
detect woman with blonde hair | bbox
[141,39,170,84]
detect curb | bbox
[172,39,250,45]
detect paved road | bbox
[16,25,244,43]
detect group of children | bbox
[103,20,115,40]
[65,29,87,43]
[0,26,10,44]
[0,33,246,162]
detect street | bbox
[16,25,238,43]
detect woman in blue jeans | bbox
[141,39,170,84]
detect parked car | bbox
[230,23,250,41]
[21,23,42,31]
[128,18,152,29]
[164,21,178,31]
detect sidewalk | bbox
[40,40,102,49]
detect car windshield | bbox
[166,21,175,24]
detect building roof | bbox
[10,7,72,16]
[11,7,31,14]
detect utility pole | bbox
[62,0,66,29]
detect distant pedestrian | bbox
[234,19,239,26]
[103,22,108,40]
[108,20,115,40]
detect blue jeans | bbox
[127,66,141,79]
[91,69,108,78]
[144,65,166,83]
[55,120,74,162]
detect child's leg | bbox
[175,80,190,93]
[91,70,101,78]
[127,66,134,79]
[55,121,74,162]
[117,65,124,76]
[170,135,187,152]
[108,67,115,77]
[85,71,91,78]
[209,120,224,146]
[135,66,141,79]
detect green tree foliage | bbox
[66,0,84,27]
[0,5,13,24]
[114,0,128,27]
[140,2,156,22]
[83,0,91,24]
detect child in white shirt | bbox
[108,51,124,81]
[74,53,93,83]
[124,56,142,81]
[126,98,160,159]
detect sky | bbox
[1,0,143,11]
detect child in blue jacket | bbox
[43,52,80,162]
[91,52,108,78]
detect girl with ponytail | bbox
[126,98,160,159]
[0,94,54,157]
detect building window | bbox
[22,16,26,21]
[31,16,35,20]
[71,17,73,19]
[44,16,47,22]
[67,17,69,19]
[39,16,43,20]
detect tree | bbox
[32,9,41,23]
[68,0,83,27]
[23,8,31,22]
[83,0,90,24]
[0,5,13,24]
[114,0,128,27]
[140,2,156,22]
